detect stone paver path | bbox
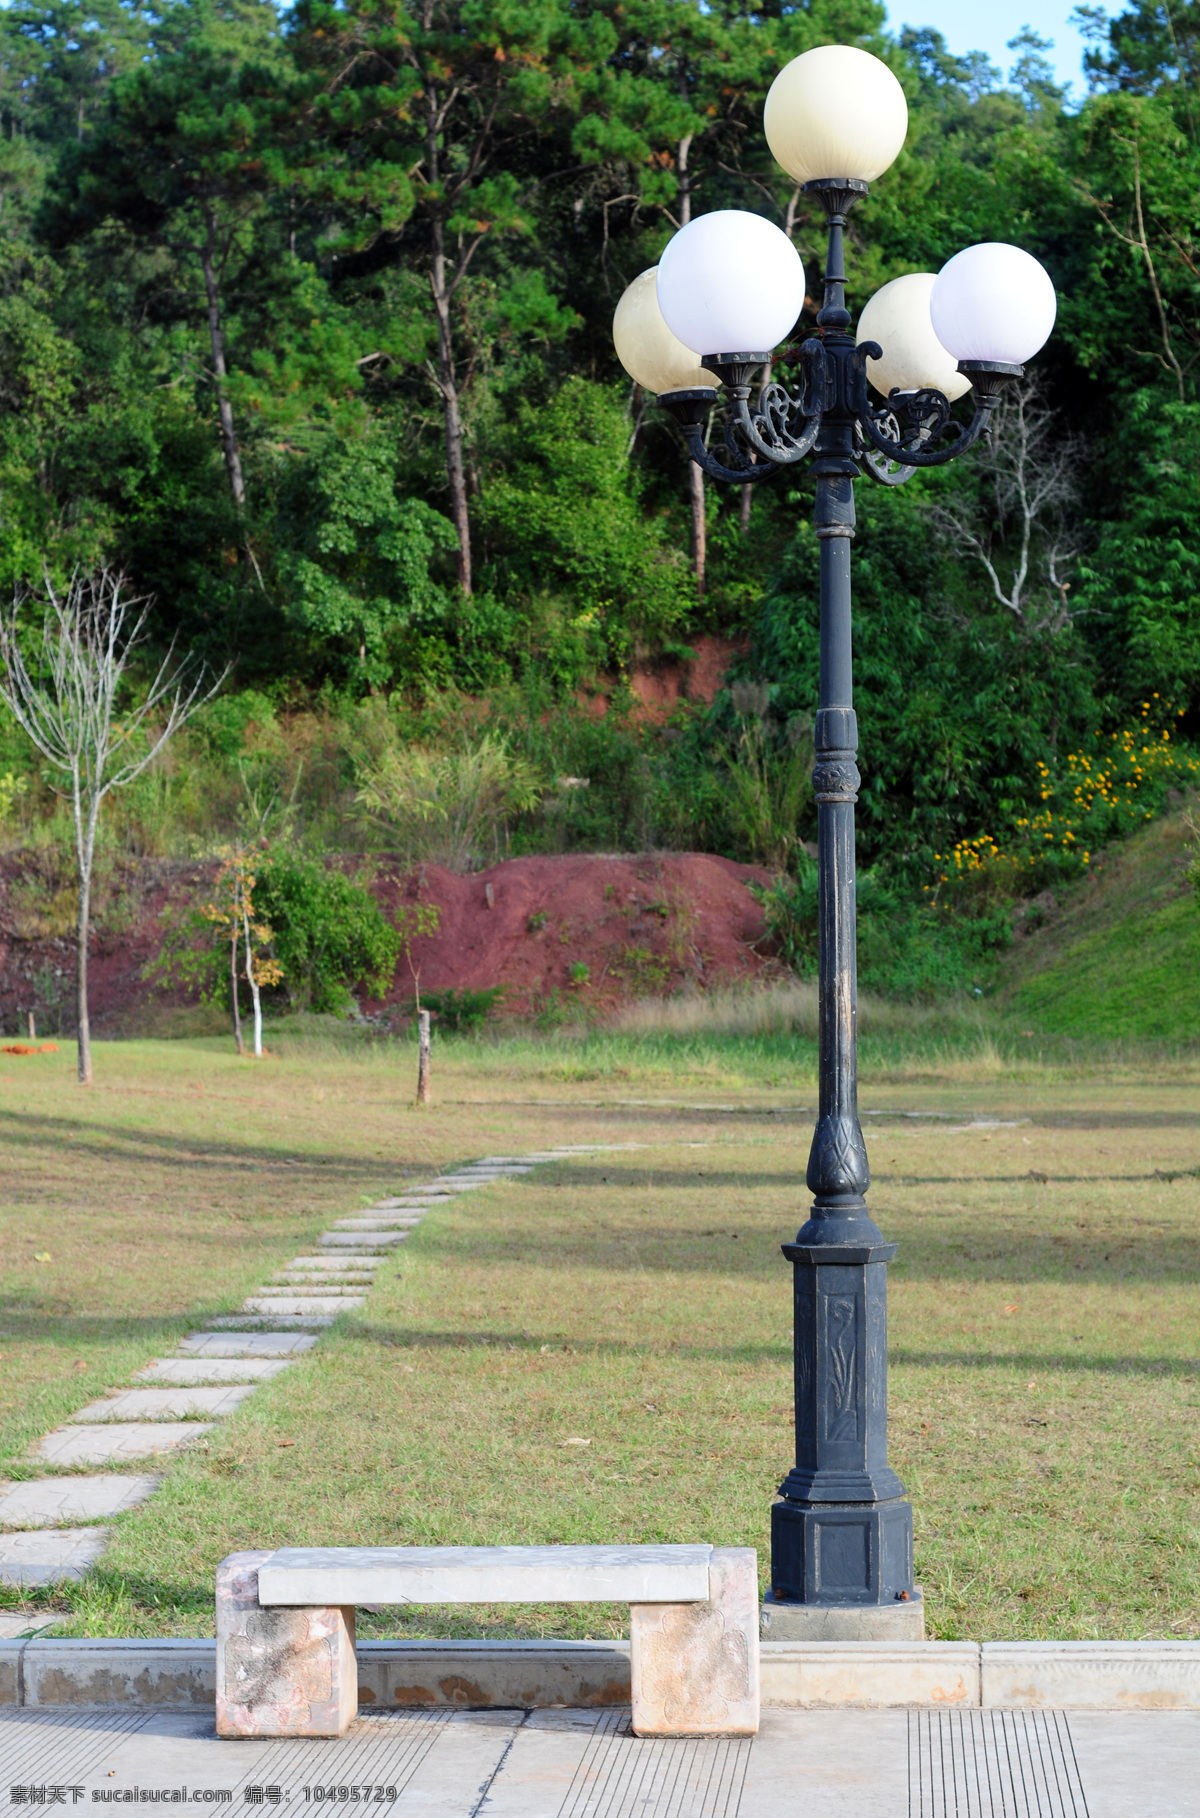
[0,1527,110,1584]
[0,1477,159,1528]
[70,1387,259,1422]
[35,1422,218,1467]
[134,1358,291,1384]
[0,1147,610,1599]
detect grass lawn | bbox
[1,1027,1198,1644]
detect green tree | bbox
[277,431,457,686]
[290,0,613,595]
[42,3,289,506]
[0,0,151,147]
[478,375,693,670]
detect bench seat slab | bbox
[630,1548,760,1737]
[257,1544,713,1608]
[216,1551,357,1739]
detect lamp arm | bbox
[715,340,827,468]
[658,389,787,485]
[851,343,1010,475]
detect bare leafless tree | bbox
[928,379,1085,635]
[0,570,219,1084]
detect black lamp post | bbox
[612,45,1056,1627]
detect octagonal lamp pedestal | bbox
[761,1237,924,1640]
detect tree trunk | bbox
[230,930,244,1056]
[200,207,247,508]
[75,869,91,1084]
[74,789,97,1086]
[689,460,706,601]
[243,906,263,1057]
[249,976,262,1056]
[678,131,693,228]
[430,220,472,594]
[677,137,705,598]
[416,1009,431,1106]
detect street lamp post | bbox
[613,44,1056,1632]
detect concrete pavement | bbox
[1,1704,1195,1816]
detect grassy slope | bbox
[998,806,1200,1042]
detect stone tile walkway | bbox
[0,1148,609,1597]
[0,1528,109,1585]
[35,1423,218,1468]
[0,1477,160,1529]
[0,1705,1196,1815]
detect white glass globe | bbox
[612,269,719,393]
[656,210,806,357]
[856,273,970,402]
[930,243,1057,365]
[764,46,908,185]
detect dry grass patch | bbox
[0,1039,1196,1643]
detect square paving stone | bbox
[319,1232,405,1248]
[0,1475,160,1529]
[254,1285,366,1297]
[70,1387,258,1422]
[0,1527,110,1585]
[383,1190,457,1200]
[274,1274,375,1285]
[241,1297,365,1315]
[36,1423,217,1465]
[137,1358,293,1385]
[207,1314,334,1329]
[282,1256,382,1270]
[259,1275,370,1286]
[331,1219,419,1232]
[180,1332,319,1356]
[0,1613,56,1637]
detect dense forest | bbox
[0,0,1199,1001]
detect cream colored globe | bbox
[856,273,970,402]
[764,45,908,185]
[612,268,719,393]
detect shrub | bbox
[419,986,506,1033]
[751,856,819,975]
[352,725,543,870]
[252,854,401,1014]
[756,860,1012,1001]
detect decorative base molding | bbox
[761,1590,925,1641]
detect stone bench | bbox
[216,1543,758,1741]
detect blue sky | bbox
[883,2,1117,102]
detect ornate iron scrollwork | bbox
[712,340,828,467]
[850,341,1004,476]
[662,338,1017,490]
[659,339,827,483]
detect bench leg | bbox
[216,1550,357,1738]
[629,1546,760,1736]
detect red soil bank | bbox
[0,852,774,1035]
[370,852,774,1020]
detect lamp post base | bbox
[770,1495,915,1606]
[760,1588,925,1641]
